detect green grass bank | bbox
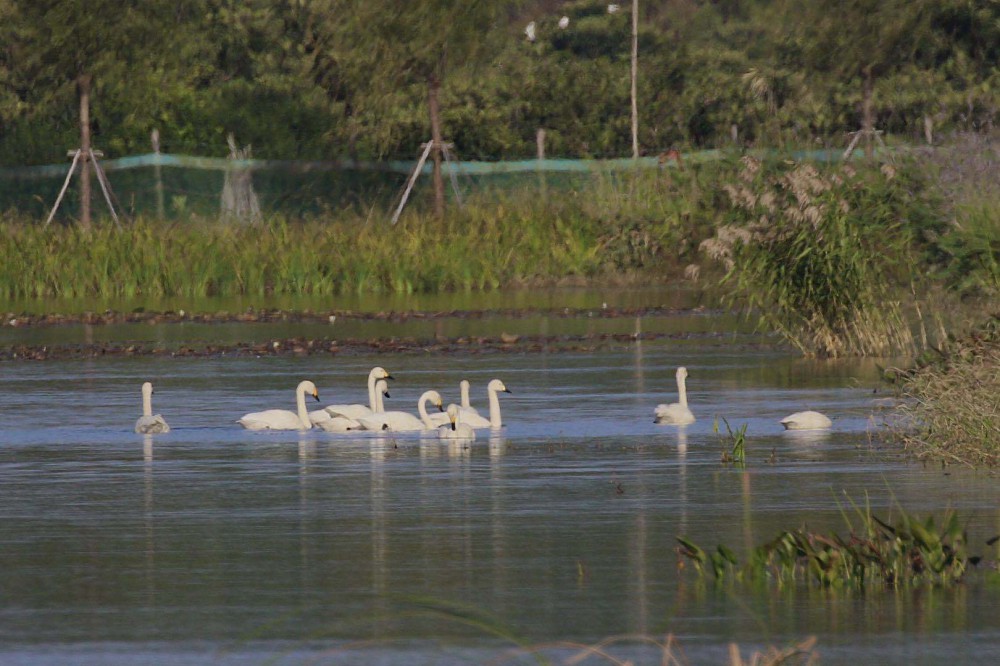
[2,140,997,358]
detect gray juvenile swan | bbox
[654,367,695,425]
[135,382,170,434]
[239,380,320,431]
[780,410,832,431]
[439,403,476,440]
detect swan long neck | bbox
[460,381,471,409]
[296,384,311,429]
[367,370,378,411]
[677,374,688,408]
[417,392,434,429]
[375,386,385,413]
[489,387,502,428]
[142,387,153,417]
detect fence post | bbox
[152,129,164,219]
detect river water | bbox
[1,293,998,665]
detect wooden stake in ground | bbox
[152,129,165,219]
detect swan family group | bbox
[136,365,832,438]
[135,367,512,441]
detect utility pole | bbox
[630,0,639,160]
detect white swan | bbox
[356,390,444,432]
[780,410,832,431]
[314,379,390,432]
[654,367,695,425]
[439,403,476,440]
[135,381,170,434]
[239,380,320,431]
[482,379,511,428]
[426,379,482,427]
[322,366,393,419]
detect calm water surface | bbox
[1,307,998,664]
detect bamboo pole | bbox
[43,149,83,228]
[391,141,434,225]
[90,149,122,228]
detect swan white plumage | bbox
[480,379,512,428]
[135,381,170,434]
[356,390,444,432]
[439,403,476,440]
[444,379,508,429]
[314,379,390,432]
[239,380,320,431]
[427,379,487,427]
[780,410,832,431]
[654,367,695,425]
[321,366,393,420]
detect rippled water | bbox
[1,309,998,664]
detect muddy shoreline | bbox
[2,330,773,361]
[1,304,716,329]
[0,304,765,360]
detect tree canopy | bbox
[0,0,996,165]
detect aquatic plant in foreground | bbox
[677,507,982,589]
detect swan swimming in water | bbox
[239,380,320,431]
[439,403,476,440]
[654,367,695,425]
[135,382,170,434]
[453,379,511,429]
[356,390,444,432]
[321,367,393,420]
[427,379,490,427]
[313,379,390,432]
[780,410,832,431]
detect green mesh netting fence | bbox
[0,149,846,222]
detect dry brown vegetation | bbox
[889,314,1000,467]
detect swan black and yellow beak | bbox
[312,390,320,402]
[384,373,395,381]
[437,403,445,412]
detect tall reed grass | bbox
[700,156,933,357]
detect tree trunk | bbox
[78,73,93,229]
[861,66,874,160]
[427,74,445,219]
